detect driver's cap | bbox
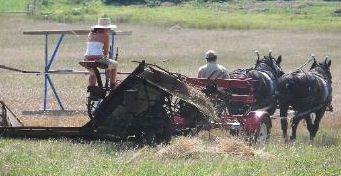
[205,50,217,59]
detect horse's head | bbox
[254,50,284,78]
[310,56,332,84]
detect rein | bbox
[297,58,314,70]
[286,58,315,78]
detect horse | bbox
[278,56,332,141]
[230,50,284,115]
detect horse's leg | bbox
[279,103,289,140]
[280,118,288,139]
[310,108,326,139]
[305,115,314,140]
[290,115,301,141]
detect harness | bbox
[255,62,280,94]
[252,61,281,108]
[258,71,275,94]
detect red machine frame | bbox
[183,77,272,144]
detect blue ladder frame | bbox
[42,31,116,111]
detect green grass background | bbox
[0,0,27,12]
[2,0,340,31]
[1,136,341,175]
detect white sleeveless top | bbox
[84,41,104,56]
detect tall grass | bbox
[4,1,340,30]
[34,1,341,31]
[0,0,27,12]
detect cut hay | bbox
[213,137,255,156]
[155,137,202,160]
[155,135,255,160]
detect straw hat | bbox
[91,18,117,29]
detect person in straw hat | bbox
[198,50,229,79]
[84,17,118,88]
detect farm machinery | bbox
[185,75,272,144]
[0,60,271,146]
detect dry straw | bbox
[155,136,255,160]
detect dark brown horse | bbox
[230,51,284,115]
[278,56,332,141]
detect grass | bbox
[1,134,341,175]
[0,0,27,12]
[2,1,341,30]
[30,1,341,31]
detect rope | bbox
[295,58,315,71]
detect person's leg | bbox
[109,68,118,88]
[88,74,96,86]
[84,56,99,86]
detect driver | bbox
[198,50,229,79]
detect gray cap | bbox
[205,50,217,59]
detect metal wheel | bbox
[168,97,207,137]
[86,97,102,120]
[85,65,109,120]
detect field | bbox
[35,1,341,31]
[1,12,341,176]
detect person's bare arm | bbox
[102,33,110,57]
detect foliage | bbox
[4,0,340,31]
[102,0,185,5]
[334,8,341,16]
[0,0,27,12]
[100,0,282,5]
[27,0,341,31]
